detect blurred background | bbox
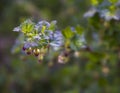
[0,0,120,93]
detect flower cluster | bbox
[13,19,86,63]
[13,19,63,62]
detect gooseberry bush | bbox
[12,19,85,63]
[12,0,120,65]
[10,0,120,92]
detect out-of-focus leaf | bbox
[109,5,116,12]
[62,26,74,39]
[75,25,84,35]
[91,0,103,6]
[41,26,46,34]
[89,13,101,29]
[98,78,107,86]
[49,20,57,31]
[109,0,118,3]
[91,0,99,6]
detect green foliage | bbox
[109,0,118,3]
[62,26,74,39]
[49,20,57,31]
[91,0,103,6]
[75,25,84,35]
[21,19,35,34]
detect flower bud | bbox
[33,48,40,57]
[25,47,32,55]
[37,54,44,63]
[22,46,27,51]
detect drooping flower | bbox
[84,8,97,18]
[36,20,50,30]
[100,9,119,21]
[13,26,21,32]
[33,35,41,40]
[38,20,50,27]
[23,42,38,49]
[49,31,63,50]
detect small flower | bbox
[54,31,62,39]
[50,41,63,50]
[49,31,63,50]
[33,35,41,40]
[47,31,54,40]
[23,42,38,49]
[13,26,21,32]
[116,10,120,20]
[100,9,119,21]
[71,27,75,32]
[50,42,60,47]
[52,31,63,44]
[44,35,50,39]
[51,20,57,25]
[37,20,50,28]
[35,24,42,31]
[84,8,97,18]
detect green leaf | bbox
[109,5,116,13]
[75,25,84,35]
[109,0,118,3]
[91,0,99,6]
[91,0,103,6]
[41,26,46,34]
[49,20,57,31]
[21,19,35,34]
[89,13,101,29]
[62,26,74,39]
